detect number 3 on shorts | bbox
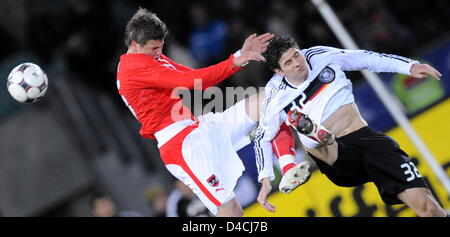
[400,162,422,182]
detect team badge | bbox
[318,67,335,83]
[207,174,220,187]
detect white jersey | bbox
[255,46,419,182]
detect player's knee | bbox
[221,206,243,217]
[411,194,446,217]
[416,200,445,217]
[232,205,244,217]
[229,199,243,217]
[216,198,243,217]
[400,188,446,217]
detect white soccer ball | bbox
[6,62,48,103]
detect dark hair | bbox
[262,35,299,71]
[124,8,169,47]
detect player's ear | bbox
[130,40,139,49]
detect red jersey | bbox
[116,53,241,139]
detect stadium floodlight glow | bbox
[310,0,450,195]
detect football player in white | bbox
[255,35,447,217]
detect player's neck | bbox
[285,76,306,87]
[127,47,160,59]
[127,47,137,54]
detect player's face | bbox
[276,48,308,83]
[137,39,165,58]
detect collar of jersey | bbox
[282,77,299,89]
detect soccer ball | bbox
[6,62,48,103]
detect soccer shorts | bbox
[158,100,255,215]
[308,126,428,205]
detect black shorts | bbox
[308,126,428,205]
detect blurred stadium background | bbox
[0,0,449,217]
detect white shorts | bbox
[157,100,255,215]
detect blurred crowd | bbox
[1,0,449,94]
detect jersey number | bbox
[286,92,306,113]
[400,162,422,182]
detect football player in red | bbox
[117,8,272,216]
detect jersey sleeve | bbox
[163,56,194,72]
[253,98,285,182]
[128,54,241,90]
[306,46,419,76]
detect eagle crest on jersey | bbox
[318,66,335,83]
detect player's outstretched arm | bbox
[410,63,442,80]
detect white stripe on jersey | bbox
[255,81,287,174]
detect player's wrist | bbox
[233,50,249,67]
[258,174,274,183]
[261,177,271,185]
[407,61,420,76]
[233,50,242,58]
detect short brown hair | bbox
[263,35,299,71]
[124,8,168,47]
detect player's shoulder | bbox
[120,54,162,77]
[120,53,157,67]
[265,73,289,96]
[302,46,343,70]
[266,73,283,87]
[302,46,341,59]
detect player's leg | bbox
[200,91,265,148]
[286,108,335,145]
[186,92,264,216]
[244,90,266,123]
[216,197,243,217]
[272,123,311,194]
[159,124,245,217]
[397,187,447,217]
[272,123,297,174]
[164,163,244,217]
[286,107,338,166]
[304,141,338,166]
[355,127,447,217]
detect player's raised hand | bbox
[257,178,276,212]
[241,33,275,55]
[410,63,442,80]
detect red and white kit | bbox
[117,52,255,215]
